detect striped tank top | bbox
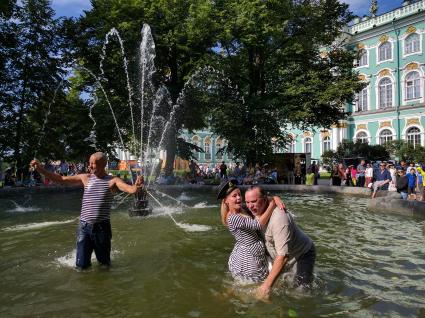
[80,175,114,223]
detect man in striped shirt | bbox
[30,152,143,269]
[245,186,315,299]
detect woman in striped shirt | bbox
[218,180,284,282]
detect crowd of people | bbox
[329,160,425,200]
[183,160,279,185]
[1,160,86,187]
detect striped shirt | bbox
[80,175,114,223]
[227,213,268,282]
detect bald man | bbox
[30,152,143,269]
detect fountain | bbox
[88,24,208,222]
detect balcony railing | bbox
[349,0,425,34]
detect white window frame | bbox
[356,86,368,112]
[215,139,223,160]
[322,136,331,152]
[378,77,393,109]
[204,137,211,160]
[355,130,369,144]
[405,126,422,148]
[378,129,394,145]
[304,137,312,154]
[376,41,394,65]
[192,135,200,160]
[405,71,422,101]
[403,33,422,57]
[355,48,369,68]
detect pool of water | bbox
[1,189,425,317]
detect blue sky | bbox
[51,0,402,19]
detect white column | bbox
[332,127,339,150]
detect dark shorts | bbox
[408,186,416,195]
[294,244,316,288]
[76,220,112,269]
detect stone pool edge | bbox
[2,184,425,218]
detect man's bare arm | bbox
[113,175,143,194]
[30,160,84,186]
[258,255,288,297]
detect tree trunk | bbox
[164,45,180,176]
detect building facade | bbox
[287,0,425,161]
[181,1,425,165]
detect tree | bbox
[384,140,425,163]
[322,139,389,163]
[71,0,218,173]
[184,0,364,165]
[0,0,67,167]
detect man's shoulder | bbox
[269,208,289,226]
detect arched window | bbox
[405,71,421,100]
[356,131,368,143]
[358,49,368,67]
[406,127,421,148]
[378,42,392,62]
[322,136,331,152]
[405,33,420,55]
[192,136,200,160]
[204,137,211,160]
[379,129,393,144]
[289,135,296,153]
[215,138,223,160]
[304,137,312,153]
[379,77,392,108]
[357,86,368,111]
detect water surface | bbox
[1,190,424,317]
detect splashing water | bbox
[192,202,218,209]
[6,200,41,213]
[2,218,77,232]
[147,191,210,232]
[55,248,120,268]
[33,79,64,159]
[175,223,212,232]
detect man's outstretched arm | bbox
[113,175,144,194]
[30,160,84,186]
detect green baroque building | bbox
[288,0,425,161]
[182,0,425,166]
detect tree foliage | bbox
[383,140,425,163]
[183,0,364,165]
[70,0,218,172]
[322,139,389,163]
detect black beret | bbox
[216,179,238,200]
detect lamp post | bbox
[392,19,401,141]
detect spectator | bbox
[350,165,357,186]
[371,163,391,199]
[406,162,415,174]
[331,164,341,186]
[400,160,408,172]
[396,169,408,200]
[305,168,315,186]
[365,163,373,188]
[416,165,425,201]
[407,168,417,200]
[219,161,228,179]
[388,164,397,192]
[309,161,319,185]
[356,160,366,187]
[417,168,424,201]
